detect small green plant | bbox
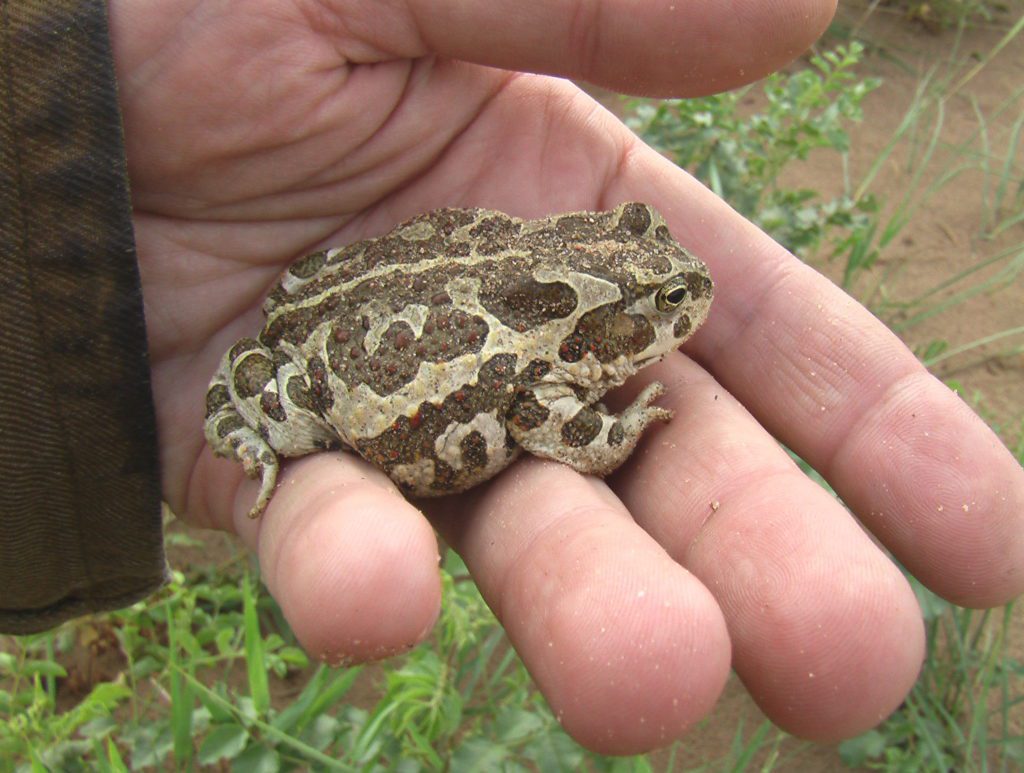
[0,646,131,768]
[3,551,700,770]
[0,548,311,771]
[628,43,881,258]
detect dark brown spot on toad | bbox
[617,202,652,236]
[229,337,262,363]
[510,389,550,431]
[286,375,317,413]
[561,407,603,447]
[205,384,231,418]
[608,421,625,446]
[460,431,489,471]
[562,306,656,363]
[480,275,578,331]
[288,249,327,279]
[215,414,245,438]
[260,391,287,422]
[307,355,334,412]
[233,352,275,398]
[688,270,714,300]
[522,359,552,382]
[468,214,523,254]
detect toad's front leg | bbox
[204,338,339,518]
[506,381,672,477]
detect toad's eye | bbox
[655,277,688,311]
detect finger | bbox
[218,453,442,664]
[336,0,836,97]
[611,355,925,741]
[430,463,732,756]
[608,143,1024,608]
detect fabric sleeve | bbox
[0,0,168,634]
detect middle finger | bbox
[431,460,732,756]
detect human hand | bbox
[110,0,1024,755]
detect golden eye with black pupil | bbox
[655,277,688,311]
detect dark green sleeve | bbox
[0,0,167,634]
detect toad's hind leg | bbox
[204,338,337,518]
[507,382,672,476]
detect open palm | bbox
[110,0,1024,754]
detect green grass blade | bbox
[946,11,1024,98]
[172,664,356,770]
[166,602,194,768]
[242,571,271,717]
[923,326,1024,368]
[271,663,364,734]
[105,737,129,772]
[728,719,774,772]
